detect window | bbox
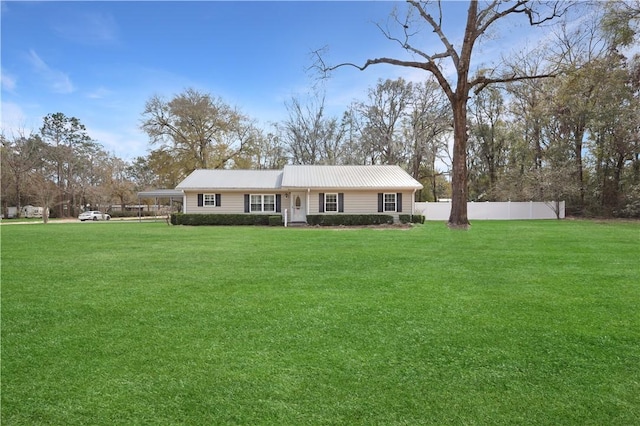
[325,193,338,212]
[250,194,276,212]
[319,193,343,213]
[384,193,397,212]
[198,193,221,207]
[250,195,262,211]
[263,195,275,212]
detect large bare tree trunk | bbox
[449,95,470,228]
[447,2,476,229]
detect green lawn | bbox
[2,220,639,425]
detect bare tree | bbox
[29,173,57,224]
[355,78,413,165]
[40,112,99,217]
[108,156,135,212]
[141,88,253,175]
[279,93,346,165]
[315,0,567,228]
[402,79,451,200]
[26,142,59,224]
[468,86,509,200]
[505,52,551,174]
[245,131,289,170]
[1,131,46,217]
[127,156,158,191]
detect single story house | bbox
[174,165,423,224]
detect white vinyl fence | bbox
[415,201,565,221]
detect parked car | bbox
[78,211,111,221]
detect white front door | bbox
[290,192,307,222]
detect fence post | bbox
[530,201,533,219]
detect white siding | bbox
[184,191,286,214]
[308,190,415,215]
[183,190,416,217]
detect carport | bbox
[136,189,184,222]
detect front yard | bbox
[1,220,638,424]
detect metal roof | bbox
[281,165,423,190]
[174,166,423,191]
[137,189,184,198]
[175,169,284,190]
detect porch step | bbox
[287,221,308,227]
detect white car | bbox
[78,211,111,221]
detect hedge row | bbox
[306,214,394,226]
[399,214,425,224]
[170,213,424,226]
[171,213,276,226]
[109,211,162,218]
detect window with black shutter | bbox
[383,193,397,212]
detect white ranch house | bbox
[174,165,423,224]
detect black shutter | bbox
[275,194,282,213]
[244,194,250,213]
[215,194,221,207]
[197,194,204,207]
[378,193,383,212]
[319,193,325,213]
[397,193,402,212]
[338,193,344,213]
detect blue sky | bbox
[1,1,541,161]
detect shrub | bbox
[399,214,425,224]
[268,215,283,226]
[615,184,640,218]
[306,214,394,226]
[171,213,271,226]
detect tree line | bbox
[2,1,638,220]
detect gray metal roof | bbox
[281,165,423,190]
[174,166,423,191]
[137,189,184,198]
[175,169,284,190]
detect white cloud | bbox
[53,11,119,45]
[1,69,17,92]
[87,87,112,100]
[27,49,75,94]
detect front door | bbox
[290,192,306,222]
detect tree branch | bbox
[322,54,455,102]
[477,1,566,35]
[471,73,556,95]
[407,0,460,69]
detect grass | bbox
[1,220,639,425]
